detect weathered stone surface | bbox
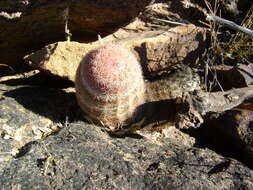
[25,24,207,81]
[0,84,76,155]
[0,0,151,65]
[0,75,253,189]
[202,109,253,169]
[3,122,253,190]
[25,42,96,82]
[209,64,253,91]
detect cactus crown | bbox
[80,43,143,102]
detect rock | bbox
[25,41,95,82]
[182,0,252,22]
[24,24,207,81]
[209,64,253,91]
[0,0,151,65]
[5,123,253,190]
[0,83,76,155]
[196,109,253,169]
[136,125,196,147]
[0,82,253,189]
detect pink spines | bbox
[75,43,145,128]
[80,43,140,96]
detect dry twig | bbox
[191,86,253,114]
[206,15,253,36]
[182,0,253,36]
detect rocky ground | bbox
[0,81,253,190]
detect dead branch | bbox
[182,0,253,36]
[191,86,253,114]
[206,15,253,36]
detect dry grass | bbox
[182,0,253,91]
[221,6,253,64]
[203,0,223,91]
[203,1,253,65]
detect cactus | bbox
[75,43,145,129]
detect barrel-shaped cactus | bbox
[75,43,145,129]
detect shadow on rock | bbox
[183,109,253,169]
[3,86,83,123]
[1,72,74,89]
[110,99,178,137]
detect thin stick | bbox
[182,0,253,36]
[206,15,253,36]
[0,64,14,73]
[63,7,72,41]
[154,18,187,26]
[98,35,104,45]
[0,70,39,82]
[0,11,22,19]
